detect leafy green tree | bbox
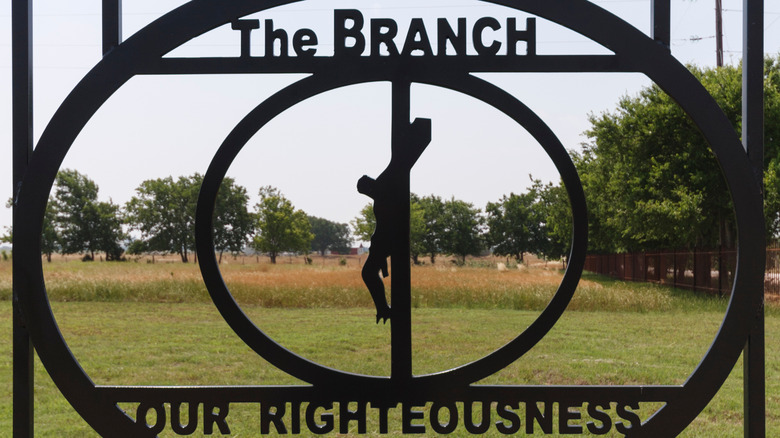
[125,239,148,256]
[40,199,61,262]
[252,186,313,264]
[534,181,573,266]
[354,195,441,264]
[581,67,731,251]
[484,189,542,263]
[53,169,97,256]
[213,178,254,263]
[351,204,376,243]
[1,199,11,245]
[88,201,125,260]
[766,159,780,240]
[763,57,780,242]
[125,174,201,262]
[409,199,426,264]
[414,194,445,264]
[53,169,124,261]
[308,215,352,256]
[3,197,60,262]
[581,58,780,250]
[440,198,484,264]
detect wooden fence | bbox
[584,246,780,296]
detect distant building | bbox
[326,244,368,256]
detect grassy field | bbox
[0,254,747,313]
[0,255,777,436]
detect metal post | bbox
[742,0,765,436]
[12,0,34,436]
[716,0,724,66]
[102,0,122,55]
[390,80,413,382]
[651,0,670,49]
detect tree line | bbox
[576,58,780,253]
[351,181,572,266]
[7,60,774,262]
[4,170,353,264]
[351,58,780,261]
[2,169,572,266]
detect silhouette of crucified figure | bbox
[358,117,431,324]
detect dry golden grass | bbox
[0,253,690,313]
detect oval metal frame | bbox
[13,0,764,436]
[196,70,588,386]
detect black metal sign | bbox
[12,0,765,436]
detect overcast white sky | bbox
[2,0,780,236]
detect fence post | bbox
[622,253,626,280]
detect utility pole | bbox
[716,0,724,66]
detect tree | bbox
[308,215,352,256]
[351,204,376,243]
[485,188,543,263]
[252,186,313,264]
[581,65,731,251]
[354,195,441,264]
[53,169,97,256]
[766,159,780,240]
[763,57,780,242]
[213,178,254,263]
[414,194,445,264]
[581,58,780,250]
[440,198,484,264]
[409,199,426,264]
[125,239,148,256]
[125,174,200,262]
[87,201,125,260]
[4,197,60,262]
[40,199,61,262]
[53,169,124,261]
[535,181,573,264]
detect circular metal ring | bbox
[13,1,763,435]
[196,69,587,387]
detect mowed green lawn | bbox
[0,260,778,436]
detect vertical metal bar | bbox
[743,0,765,436]
[651,0,670,49]
[716,0,725,66]
[12,0,34,436]
[102,0,122,55]
[390,79,412,382]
